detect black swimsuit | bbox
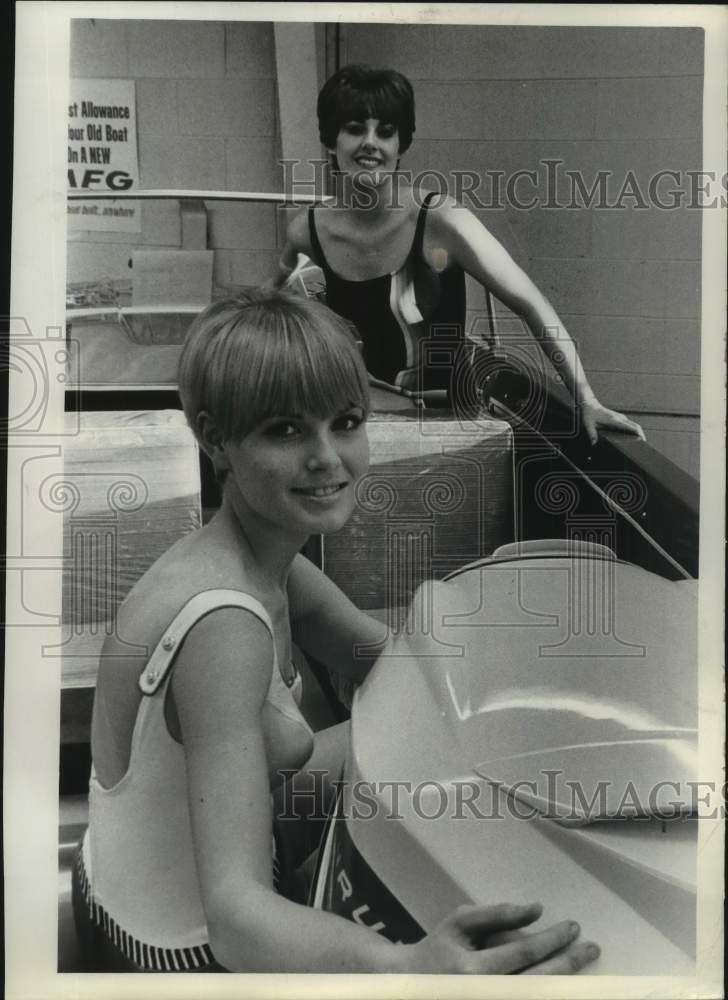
[308,192,467,396]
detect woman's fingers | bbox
[411,907,598,975]
[449,901,543,939]
[475,919,583,974]
[582,403,647,443]
[521,940,600,975]
[599,408,646,439]
[619,415,646,440]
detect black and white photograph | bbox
[5,3,726,997]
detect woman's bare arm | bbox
[288,554,388,682]
[432,200,645,444]
[171,606,400,971]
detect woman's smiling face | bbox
[224,407,370,537]
[331,117,401,183]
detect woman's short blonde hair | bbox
[178,288,370,447]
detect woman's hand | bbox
[579,399,646,446]
[402,902,599,975]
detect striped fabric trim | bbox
[74,851,216,972]
[272,834,282,890]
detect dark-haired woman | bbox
[274,65,644,444]
[72,290,600,973]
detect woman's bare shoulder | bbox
[424,192,479,227]
[421,193,496,262]
[108,526,262,658]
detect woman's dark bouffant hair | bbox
[317,65,415,154]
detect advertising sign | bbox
[67,78,140,232]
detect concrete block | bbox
[428,25,529,81]
[139,201,181,247]
[207,203,277,251]
[405,139,607,217]
[565,139,702,210]
[595,77,702,141]
[178,78,275,137]
[180,200,208,250]
[139,136,226,190]
[400,139,442,180]
[419,138,701,213]
[347,24,701,81]
[509,204,592,259]
[516,141,599,207]
[560,314,700,376]
[426,26,671,80]
[344,23,432,79]
[274,23,321,166]
[415,82,496,141]
[524,80,599,141]
[641,261,701,321]
[136,79,178,136]
[405,140,544,203]
[591,139,701,182]
[657,28,704,76]
[417,80,597,141]
[127,20,224,78]
[402,140,481,200]
[140,202,182,248]
[225,21,276,77]
[533,27,663,79]
[70,18,128,78]
[529,258,700,321]
[592,205,701,262]
[217,249,279,288]
[225,137,283,192]
[586,370,699,415]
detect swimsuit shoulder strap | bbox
[413,190,438,257]
[138,589,277,696]
[307,205,331,273]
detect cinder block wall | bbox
[342,24,702,477]
[68,19,282,289]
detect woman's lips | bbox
[292,483,347,499]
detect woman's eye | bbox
[333,412,364,432]
[378,124,396,139]
[343,121,365,135]
[266,421,300,439]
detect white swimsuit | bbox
[76,589,312,971]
